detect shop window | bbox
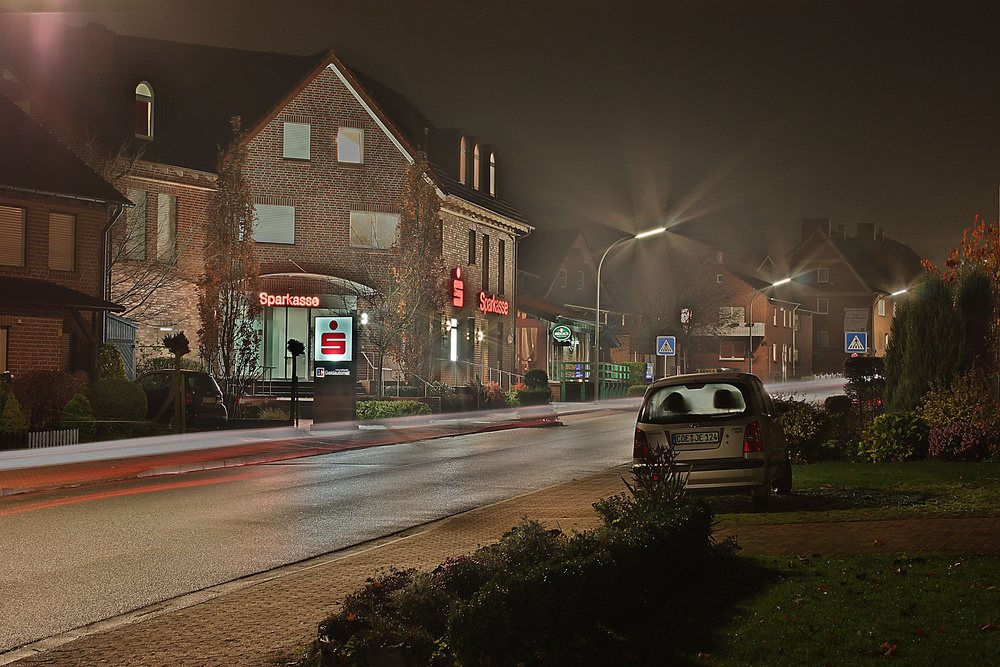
[337,127,363,163]
[48,212,75,271]
[0,205,25,266]
[124,191,147,260]
[350,211,398,249]
[283,122,311,160]
[254,204,295,244]
[135,81,153,138]
[157,193,177,260]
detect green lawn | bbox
[706,461,1000,524]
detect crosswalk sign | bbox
[845,332,867,353]
[656,335,676,357]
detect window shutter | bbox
[253,204,295,244]
[374,213,398,249]
[48,212,75,271]
[0,205,25,266]
[157,194,177,259]
[350,211,374,247]
[125,190,147,260]
[283,122,311,160]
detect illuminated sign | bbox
[451,267,465,307]
[259,292,321,308]
[478,292,510,316]
[314,317,354,361]
[552,325,572,342]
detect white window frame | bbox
[0,205,26,267]
[337,127,364,164]
[283,122,311,160]
[48,212,75,271]
[349,211,398,250]
[135,81,153,139]
[817,267,829,283]
[877,299,886,317]
[817,297,829,314]
[254,204,295,244]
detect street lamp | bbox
[871,287,908,354]
[747,277,791,375]
[594,226,667,403]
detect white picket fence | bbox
[27,428,79,449]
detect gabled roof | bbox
[0,15,527,225]
[0,94,130,205]
[517,229,591,298]
[789,226,923,293]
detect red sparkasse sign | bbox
[478,291,509,316]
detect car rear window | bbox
[185,374,219,394]
[639,382,751,423]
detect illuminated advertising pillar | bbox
[313,316,357,425]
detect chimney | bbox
[837,224,846,240]
[801,217,831,240]
[856,222,876,241]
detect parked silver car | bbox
[633,371,791,508]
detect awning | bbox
[0,276,124,312]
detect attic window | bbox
[473,144,481,190]
[135,81,153,139]
[338,127,364,163]
[459,137,467,185]
[489,151,496,196]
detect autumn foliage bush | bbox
[927,422,997,461]
[858,412,930,462]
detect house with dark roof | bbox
[0,16,531,389]
[0,94,130,382]
[784,218,923,374]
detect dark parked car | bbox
[135,370,228,430]
[633,371,791,508]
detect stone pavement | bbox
[5,463,1000,666]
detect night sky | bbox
[6,0,1000,268]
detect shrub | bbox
[91,378,147,440]
[10,370,82,431]
[259,406,289,420]
[627,384,648,397]
[523,368,548,389]
[426,381,454,397]
[440,393,475,413]
[927,422,996,461]
[624,361,648,385]
[381,385,420,398]
[777,398,837,463]
[98,343,127,380]
[824,394,852,414]
[917,370,996,428]
[481,382,507,409]
[0,392,28,434]
[515,387,551,406]
[858,411,929,462]
[60,393,96,442]
[356,400,431,420]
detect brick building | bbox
[0,95,130,382]
[0,17,530,388]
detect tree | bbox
[396,152,446,386]
[197,117,262,412]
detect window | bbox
[877,299,886,317]
[337,127,363,163]
[716,274,723,283]
[156,193,177,260]
[817,267,829,283]
[0,326,7,374]
[772,309,777,326]
[489,151,496,195]
[772,343,778,362]
[468,229,476,264]
[498,239,505,294]
[817,297,829,314]
[473,144,481,190]
[349,211,398,249]
[124,190,147,260]
[459,137,467,185]
[135,81,153,138]
[577,270,584,290]
[482,234,490,293]
[0,205,25,266]
[718,306,745,325]
[817,330,829,347]
[254,204,295,244]
[283,122,311,160]
[719,341,745,360]
[558,268,567,289]
[48,212,75,271]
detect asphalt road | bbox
[0,410,635,654]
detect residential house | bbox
[0,95,130,382]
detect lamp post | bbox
[594,226,666,403]
[747,277,791,376]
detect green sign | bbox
[552,325,573,343]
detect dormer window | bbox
[459,137,467,185]
[489,151,496,196]
[135,81,153,138]
[473,144,481,190]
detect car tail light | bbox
[633,428,650,459]
[743,420,764,452]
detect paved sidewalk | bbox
[5,463,1000,666]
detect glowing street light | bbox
[594,226,667,402]
[747,277,791,375]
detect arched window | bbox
[473,144,480,190]
[459,137,467,185]
[135,81,153,138]
[489,151,496,196]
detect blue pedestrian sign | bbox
[845,332,867,354]
[656,335,676,357]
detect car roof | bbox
[646,371,759,391]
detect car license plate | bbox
[672,431,720,445]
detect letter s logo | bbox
[320,320,347,356]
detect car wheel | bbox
[774,456,793,495]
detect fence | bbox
[0,429,79,450]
